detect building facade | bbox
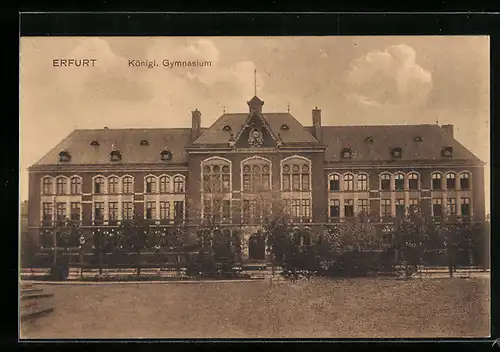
[27,95,486,260]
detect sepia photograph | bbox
[19,35,490,339]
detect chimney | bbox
[441,124,454,139]
[191,109,201,141]
[312,107,322,143]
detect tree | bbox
[119,216,150,275]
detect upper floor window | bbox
[408,173,419,190]
[173,176,185,193]
[442,146,453,158]
[357,174,368,191]
[59,150,71,162]
[203,160,231,193]
[110,150,122,162]
[56,177,67,195]
[70,177,82,195]
[94,176,105,194]
[432,173,442,190]
[160,176,170,193]
[392,147,402,158]
[460,172,470,190]
[282,157,311,192]
[108,176,119,194]
[329,174,340,191]
[395,173,404,191]
[380,174,391,191]
[122,176,133,194]
[343,174,354,191]
[341,148,353,159]
[161,148,173,161]
[42,177,53,195]
[446,173,456,190]
[145,176,157,194]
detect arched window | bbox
[282,157,311,192]
[460,172,470,190]
[173,176,185,193]
[202,158,232,193]
[242,157,270,193]
[357,174,368,191]
[380,174,391,191]
[94,176,105,194]
[395,173,404,191]
[408,173,419,190]
[145,176,157,194]
[122,176,133,194]
[446,172,456,190]
[343,174,354,191]
[42,177,53,195]
[56,177,67,195]
[108,176,119,194]
[329,174,340,191]
[70,177,82,195]
[432,173,442,190]
[160,176,170,193]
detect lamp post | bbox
[79,234,85,279]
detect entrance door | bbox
[248,234,265,260]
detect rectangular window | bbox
[123,178,133,194]
[408,199,419,209]
[408,176,419,190]
[222,174,231,192]
[42,203,53,221]
[70,202,81,221]
[56,202,66,221]
[344,177,354,191]
[447,198,457,215]
[160,178,170,193]
[243,200,251,221]
[432,175,442,190]
[146,180,156,193]
[460,174,470,190]
[160,201,170,220]
[433,198,442,217]
[146,202,156,220]
[395,177,404,191]
[108,180,118,194]
[94,180,103,194]
[243,175,251,192]
[292,175,301,191]
[203,199,211,220]
[122,202,133,220]
[381,199,391,217]
[357,176,368,191]
[291,199,301,218]
[70,178,82,195]
[109,202,118,221]
[381,176,391,191]
[461,198,471,217]
[329,177,340,191]
[395,199,405,218]
[174,201,184,222]
[446,175,456,190]
[329,200,340,218]
[222,200,231,220]
[282,174,290,191]
[94,202,104,221]
[56,179,67,195]
[301,174,310,191]
[344,199,354,217]
[358,199,369,214]
[301,199,311,219]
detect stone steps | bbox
[20,284,55,320]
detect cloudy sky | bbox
[20,36,490,213]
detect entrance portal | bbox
[248,234,265,261]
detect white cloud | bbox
[346,44,432,107]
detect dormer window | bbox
[90,140,100,146]
[140,140,149,146]
[341,148,353,159]
[365,136,374,143]
[110,150,122,162]
[391,147,402,158]
[414,136,423,142]
[59,150,71,162]
[280,124,290,130]
[161,149,172,161]
[222,125,232,132]
[442,146,453,158]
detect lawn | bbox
[20,277,490,339]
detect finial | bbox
[254,68,257,96]
[223,105,226,114]
[287,103,290,113]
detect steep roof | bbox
[305,124,482,163]
[32,128,198,166]
[193,112,319,146]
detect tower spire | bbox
[254,69,257,96]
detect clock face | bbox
[252,130,261,138]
